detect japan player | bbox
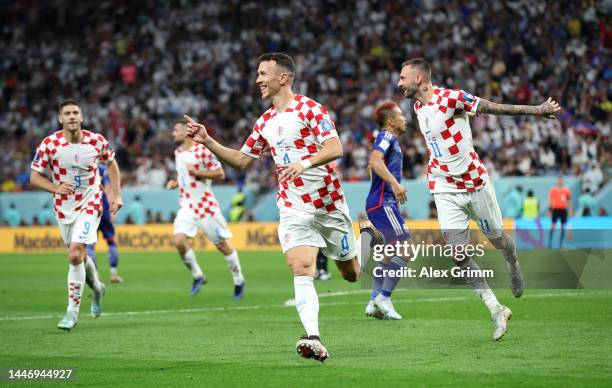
[167,119,245,299]
[364,101,411,320]
[30,99,122,330]
[398,58,560,340]
[184,53,362,362]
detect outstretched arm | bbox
[184,115,255,171]
[477,97,561,119]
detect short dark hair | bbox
[174,118,188,127]
[59,99,80,112]
[373,101,399,127]
[258,52,296,75]
[401,58,431,80]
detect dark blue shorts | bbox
[99,195,115,241]
[366,205,410,243]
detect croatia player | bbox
[166,119,245,299]
[86,162,123,283]
[398,58,560,340]
[364,101,410,320]
[184,53,362,362]
[30,99,122,330]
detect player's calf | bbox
[335,258,360,282]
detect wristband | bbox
[300,159,312,170]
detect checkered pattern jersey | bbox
[240,94,345,214]
[30,130,115,223]
[175,143,221,218]
[414,87,488,193]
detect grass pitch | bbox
[1,251,611,387]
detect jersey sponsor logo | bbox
[321,119,333,132]
[462,92,475,104]
[276,139,285,146]
[283,232,291,244]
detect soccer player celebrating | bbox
[398,58,560,340]
[86,162,123,283]
[184,53,362,362]
[364,101,410,320]
[30,99,122,330]
[167,119,245,299]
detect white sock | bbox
[84,256,102,291]
[461,258,500,313]
[110,267,118,276]
[224,250,244,285]
[67,263,85,313]
[355,235,362,263]
[294,276,319,337]
[181,249,203,279]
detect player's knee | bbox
[215,241,233,255]
[287,260,313,276]
[68,247,85,265]
[174,235,188,250]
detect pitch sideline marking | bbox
[0,290,610,322]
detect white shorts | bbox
[433,179,504,245]
[278,203,356,261]
[59,213,101,247]
[173,207,232,244]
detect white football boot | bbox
[374,294,402,320]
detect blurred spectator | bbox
[581,161,604,194]
[1,173,18,192]
[577,188,596,217]
[126,196,146,225]
[37,202,55,225]
[505,185,523,218]
[2,203,21,227]
[0,0,609,191]
[522,190,539,219]
[230,187,246,222]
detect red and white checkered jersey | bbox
[240,94,345,214]
[414,87,488,193]
[175,143,221,218]
[31,130,115,223]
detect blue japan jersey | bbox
[365,130,403,211]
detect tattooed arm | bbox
[477,97,561,119]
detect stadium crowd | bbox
[1,0,610,195]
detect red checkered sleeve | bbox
[198,145,221,170]
[455,90,480,113]
[97,134,115,162]
[31,141,51,173]
[304,100,338,143]
[240,120,269,158]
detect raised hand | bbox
[183,115,210,144]
[538,97,561,119]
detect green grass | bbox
[1,251,611,387]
